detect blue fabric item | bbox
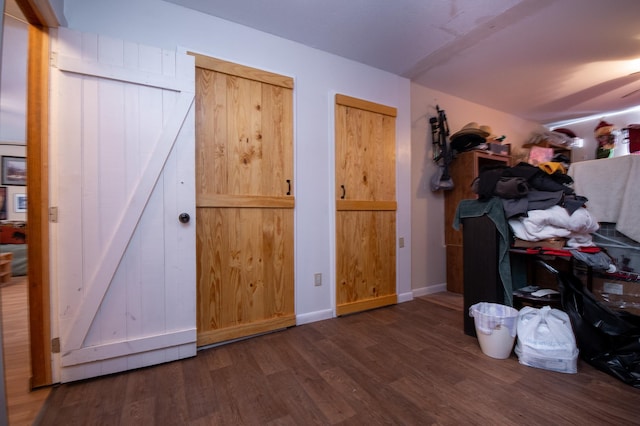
[453,197,514,305]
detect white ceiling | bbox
[165,0,640,125]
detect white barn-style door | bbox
[50,28,196,383]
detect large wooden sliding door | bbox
[335,94,397,316]
[193,54,295,346]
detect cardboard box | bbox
[591,275,640,316]
[512,237,566,249]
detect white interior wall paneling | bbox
[51,27,196,382]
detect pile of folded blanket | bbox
[473,161,598,248]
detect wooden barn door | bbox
[335,94,397,316]
[51,28,196,382]
[192,54,295,346]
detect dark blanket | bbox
[474,162,587,218]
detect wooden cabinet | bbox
[444,150,511,293]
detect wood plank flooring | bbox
[1,276,51,426]
[35,292,640,425]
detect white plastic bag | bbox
[515,306,579,373]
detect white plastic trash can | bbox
[469,302,519,359]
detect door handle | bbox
[286,179,291,195]
[178,213,190,223]
[340,185,346,199]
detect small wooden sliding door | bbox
[335,94,397,316]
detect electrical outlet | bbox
[314,273,322,286]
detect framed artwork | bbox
[14,194,27,213]
[1,156,26,186]
[0,187,6,220]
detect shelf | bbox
[444,150,511,293]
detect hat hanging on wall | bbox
[594,120,614,137]
[553,128,577,138]
[450,122,492,140]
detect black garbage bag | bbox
[549,263,640,388]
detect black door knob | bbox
[179,213,190,223]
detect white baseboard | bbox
[413,283,447,298]
[295,291,417,325]
[397,291,414,303]
[296,309,334,325]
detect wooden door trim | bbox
[15,0,56,390]
[335,94,397,117]
[197,194,295,209]
[336,200,397,211]
[26,24,51,388]
[336,295,397,316]
[188,52,293,89]
[197,315,296,347]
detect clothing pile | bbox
[473,161,599,248]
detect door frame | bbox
[14,0,52,388]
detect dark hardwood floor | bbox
[35,293,639,425]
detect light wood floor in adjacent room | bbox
[2,276,51,426]
[34,291,639,425]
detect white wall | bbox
[410,82,541,293]
[62,0,412,321]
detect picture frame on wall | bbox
[14,194,27,213]
[0,187,7,220]
[1,156,26,186]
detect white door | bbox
[50,28,196,383]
